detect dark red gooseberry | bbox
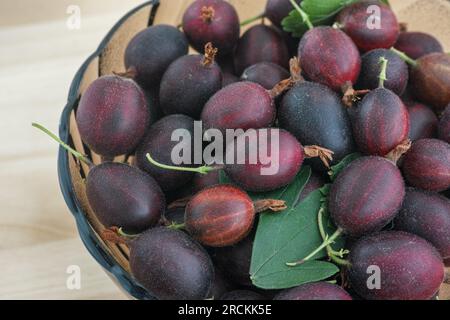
[76,75,149,157]
[357,49,409,96]
[410,53,450,112]
[185,185,255,247]
[274,282,352,300]
[160,46,222,118]
[337,0,399,52]
[221,290,265,300]
[214,233,254,286]
[395,32,444,60]
[201,81,276,132]
[87,163,165,233]
[348,231,445,300]
[329,157,405,237]
[182,0,240,57]
[143,127,323,193]
[279,81,356,170]
[129,227,214,300]
[265,0,301,28]
[352,88,410,156]
[234,25,289,75]
[402,139,450,192]
[241,62,290,90]
[405,101,438,141]
[298,26,361,92]
[124,25,188,89]
[224,129,304,192]
[136,115,196,192]
[438,104,450,144]
[32,124,165,234]
[395,189,450,265]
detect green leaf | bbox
[252,260,339,289]
[282,10,332,38]
[282,0,360,37]
[328,153,361,181]
[380,0,390,6]
[250,185,339,289]
[301,0,358,17]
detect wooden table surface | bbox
[0,0,449,300]
[0,0,147,300]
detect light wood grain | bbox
[0,0,449,300]
[0,237,126,300]
[0,7,139,301]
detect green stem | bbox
[317,206,328,240]
[317,206,351,267]
[146,153,218,175]
[240,13,265,26]
[286,228,344,266]
[290,0,313,30]
[332,22,343,29]
[118,227,139,239]
[390,47,417,67]
[378,57,389,88]
[32,122,92,167]
[168,223,186,230]
[329,254,351,267]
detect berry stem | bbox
[269,57,304,99]
[240,13,265,26]
[317,206,351,267]
[290,0,313,30]
[32,123,93,167]
[332,22,343,29]
[385,139,412,164]
[254,199,287,213]
[289,57,304,83]
[390,47,418,67]
[101,227,130,245]
[201,6,215,23]
[329,252,352,267]
[117,227,139,239]
[341,82,370,108]
[304,146,334,169]
[146,153,219,175]
[378,57,389,88]
[286,228,344,266]
[168,223,186,230]
[202,42,218,67]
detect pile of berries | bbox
[36,0,450,300]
